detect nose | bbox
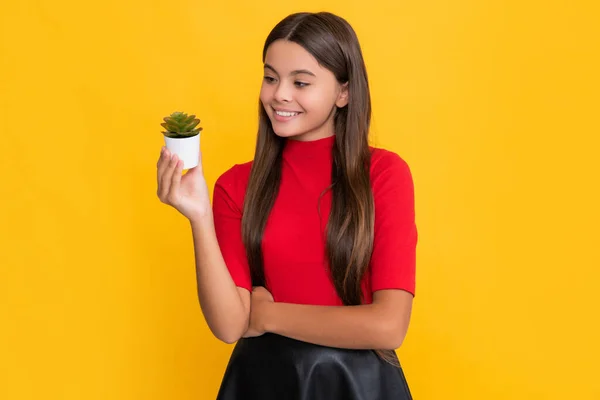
[273,80,292,103]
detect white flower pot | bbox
[164,133,200,170]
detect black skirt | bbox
[216,333,413,400]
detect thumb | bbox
[170,158,184,199]
[190,165,208,183]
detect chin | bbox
[272,129,302,139]
[268,121,303,139]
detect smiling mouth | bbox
[273,109,302,117]
[271,107,303,122]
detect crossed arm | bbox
[241,286,413,350]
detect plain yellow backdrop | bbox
[1,0,598,399]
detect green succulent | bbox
[161,111,203,138]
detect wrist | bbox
[189,211,214,227]
[261,301,278,333]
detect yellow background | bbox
[1,1,598,399]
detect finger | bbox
[159,151,177,202]
[156,146,165,168]
[169,157,183,203]
[156,147,167,189]
[252,287,263,295]
[157,148,170,199]
[163,153,180,199]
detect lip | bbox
[272,107,302,122]
[272,106,302,113]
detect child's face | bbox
[260,39,348,141]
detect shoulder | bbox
[214,160,253,204]
[369,146,414,189]
[216,160,253,186]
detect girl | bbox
[157,11,417,400]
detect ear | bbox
[335,82,349,108]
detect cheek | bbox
[301,90,334,114]
[260,84,273,105]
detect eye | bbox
[263,76,276,83]
[294,81,309,88]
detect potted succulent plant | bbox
[161,111,203,169]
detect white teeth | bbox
[276,111,299,117]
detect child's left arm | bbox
[248,287,413,350]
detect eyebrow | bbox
[264,63,316,77]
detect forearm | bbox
[263,302,404,350]
[190,214,248,343]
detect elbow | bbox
[381,319,409,350]
[371,289,413,350]
[386,332,407,350]
[212,317,249,345]
[213,325,244,344]
[217,332,242,345]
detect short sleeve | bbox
[212,165,252,291]
[369,151,418,296]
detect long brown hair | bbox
[241,12,399,366]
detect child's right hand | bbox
[156,146,211,222]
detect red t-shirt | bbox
[212,134,417,305]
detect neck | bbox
[282,134,335,161]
